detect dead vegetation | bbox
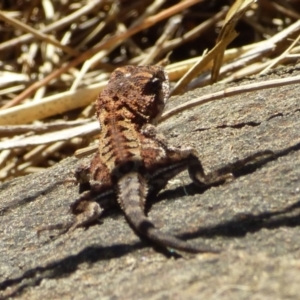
[0,0,299,181]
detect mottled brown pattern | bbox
[95,65,168,172]
[71,65,226,253]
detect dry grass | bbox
[0,0,299,181]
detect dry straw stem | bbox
[165,42,258,81]
[260,33,300,74]
[0,120,92,136]
[130,8,228,66]
[170,30,238,95]
[218,21,300,83]
[0,122,99,150]
[269,1,300,19]
[224,45,300,83]
[189,19,300,88]
[161,75,300,122]
[0,82,107,125]
[0,41,262,127]
[210,0,256,83]
[0,11,79,56]
[0,1,105,51]
[140,15,182,66]
[71,0,170,90]
[1,0,203,110]
[170,0,257,95]
[69,3,120,91]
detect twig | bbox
[0,1,105,51]
[0,82,106,125]
[140,15,182,65]
[171,30,238,95]
[260,34,300,74]
[1,0,203,110]
[161,75,300,121]
[0,11,79,56]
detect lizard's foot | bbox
[37,190,103,237]
[68,198,102,232]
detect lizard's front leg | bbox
[143,124,273,191]
[141,123,231,191]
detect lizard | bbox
[68,65,228,253]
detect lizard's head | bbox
[105,65,169,124]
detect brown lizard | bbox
[70,65,227,253]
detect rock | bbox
[1,64,300,299]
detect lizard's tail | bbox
[117,172,219,254]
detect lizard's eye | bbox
[144,77,161,95]
[151,77,161,90]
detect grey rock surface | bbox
[1,64,300,299]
